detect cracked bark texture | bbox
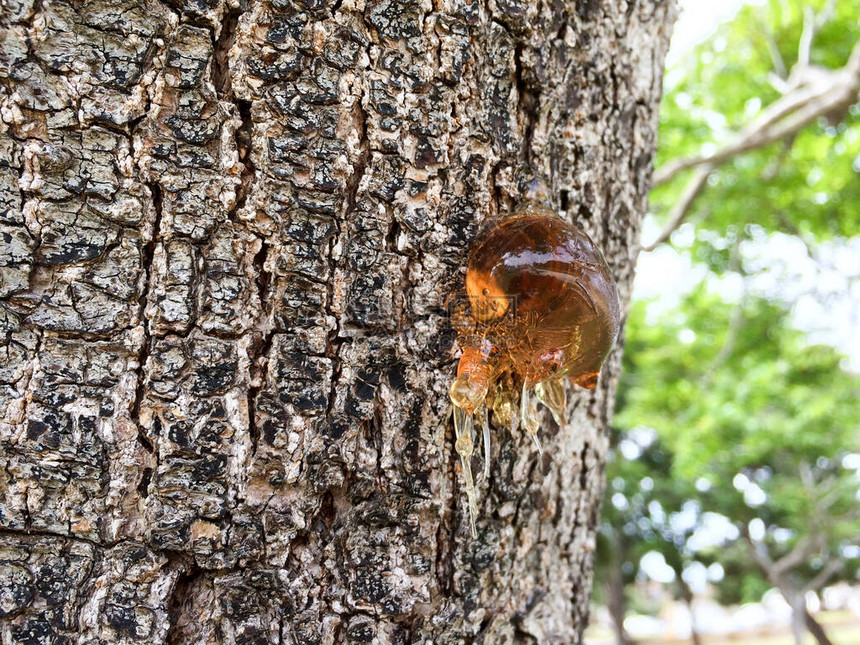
[0,0,674,641]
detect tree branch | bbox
[653,41,860,187]
[764,23,788,81]
[641,164,711,251]
[798,0,837,71]
[798,7,816,70]
[742,529,782,588]
[803,557,843,594]
[643,41,860,251]
[659,58,860,184]
[773,534,825,578]
[702,240,746,377]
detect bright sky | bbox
[665,0,758,66]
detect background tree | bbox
[599,288,860,645]
[622,289,859,641]
[596,427,703,645]
[0,0,675,642]
[591,2,860,642]
[598,426,711,645]
[594,2,860,641]
[646,0,860,252]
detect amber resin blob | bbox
[449,200,621,536]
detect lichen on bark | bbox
[0,0,675,641]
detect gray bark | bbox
[804,608,834,645]
[677,576,701,645]
[0,0,674,642]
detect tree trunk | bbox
[789,593,806,645]
[804,609,834,645]
[607,535,634,645]
[678,576,701,645]
[0,0,674,641]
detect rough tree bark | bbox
[0,0,674,641]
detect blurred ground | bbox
[585,610,860,644]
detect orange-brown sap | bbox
[448,201,621,537]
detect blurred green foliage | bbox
[594,0,860,631]
[618,293,860,486]
[606,294,860,603]
[653,0,860,247]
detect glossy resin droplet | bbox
[449,201,621,537]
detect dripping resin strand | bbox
[449,200,621,537]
